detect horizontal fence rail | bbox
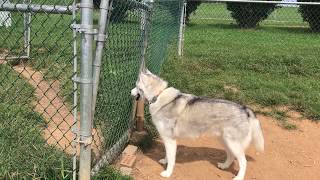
[0,3,77,14]
[191,0,320,5]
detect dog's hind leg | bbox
[160,137,177,178]
[218,138,235,169]
[224,138,247,180]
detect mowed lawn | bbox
[162,4,320,128]
[0,3,135,179]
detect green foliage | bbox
[298,0,320,32]
[186,1,202,24]
[109,0,142,22]
[226,1,279,28]
[93,166,132,180]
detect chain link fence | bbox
[2,0,318,178]
[92,0,184,173]
[185,0,320,30]
[177,0,320,128]
[0,0,79,179]
[1,0,184,179]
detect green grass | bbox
[92,166,132,180]
[0,8,76,103]
[0,65,73,179]
[0,3,78,177]
[160,5,320,129]
[257,109,297,130]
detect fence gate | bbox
[0,0,80,179]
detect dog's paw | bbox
[232,176,243,180]
[217,162,230,170]
[159,158,167,165]
[160,170,172,178]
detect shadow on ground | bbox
[143,140,255,176]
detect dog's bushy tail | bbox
[246,108,264,152]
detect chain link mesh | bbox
[1,0,184,178]
[186,0,320,31]
[178,0,320,126]
[0,0,77,178]
[93,0,184,169]
[94,0,144,161]
[146,0,182,73]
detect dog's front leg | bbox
[160,137,177,178]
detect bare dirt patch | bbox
[10,64,102,156]
[133,115,320,180]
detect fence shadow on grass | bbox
[187,22,316,35]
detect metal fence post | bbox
[92,0,111,122]
[23,0,31,58]
[178,0,186,56]
[135,0,153,131]
[78,0,95,179]
[71,1,78,179]
[139,0,150,71]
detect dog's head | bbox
[131,69,168,102]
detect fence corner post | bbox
[78,0,95,179]
[178,0,186,56]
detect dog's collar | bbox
[148,89,166,105]
[149,96,158,104]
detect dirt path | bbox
[1,61,101,156]
[133,115,320,180]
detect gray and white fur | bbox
[131,69,264,180]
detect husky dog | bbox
[131,69,264,180]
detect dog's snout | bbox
[135,93,141,100]
[131,87,138,97]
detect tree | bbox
[185,0,202,24]
[226,1,278,28]
[298,0,320,32]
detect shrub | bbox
[226,1,279,28]
[93,0,101,9]
[110,0,132,22]
[298,0,320,32]
[185,1,202,24]
[93,0,136,22]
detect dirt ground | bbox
[0,61,102,156]
[132,115,320,180]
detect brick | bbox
[122,145,138,155]
[120,154,137,167]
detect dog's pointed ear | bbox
[141,67,147,74]
[138,68,145,78]
[145,69,152,75]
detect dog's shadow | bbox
[144,141,255,175]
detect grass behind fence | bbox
[1,1,77,178]
[161,4,320,130]
[94,1,183,154]
[0,65,73,179]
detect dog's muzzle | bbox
[131,87,141,100]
